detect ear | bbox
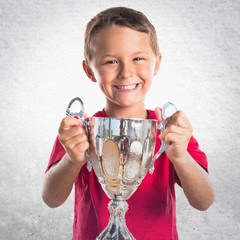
[82,60,97,82]
[153,53,162,76]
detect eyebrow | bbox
[100,52,150,59]
[100,54,116,59]
[134,51,150,55]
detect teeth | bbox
[116,84,138,90]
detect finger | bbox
[164,132,185,145]
[67,140,90,162]
[167,111,192,130]
[89,118,95,127]
[63,133,89,152]
[72,140,90,155]
[58,117,83,134]
[59,125,87,143]
[154,107,163,122]
[161,124,186,140]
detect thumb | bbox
[83,112,89,120]
[154,107,163,122]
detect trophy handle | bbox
[66,97,92,171]
[149,102,178,174]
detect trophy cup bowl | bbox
[88,117,158,240]
[66,97,177,240]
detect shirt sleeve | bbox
[175,135,208,186]
[45,136,66,173]
[187,135,208,172]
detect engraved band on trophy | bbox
[66,97,177,240]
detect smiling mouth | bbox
[114,83,139,90]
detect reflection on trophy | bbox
[66,97,177,240]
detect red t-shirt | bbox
[46,109,208,240]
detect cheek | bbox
[97,68,117,82]
[137,64,154,79]
[97,71,115,93]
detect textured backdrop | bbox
[0,0,239,239]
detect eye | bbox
[105,60,118,64]
[133,57,144,61]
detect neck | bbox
[104,101,148,119]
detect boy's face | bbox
[84,26,161,111]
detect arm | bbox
[172,151,214,211]
[42,116,89,208]
[155,109,214,211]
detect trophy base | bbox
[96,199,135,240]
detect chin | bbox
[118,101,142,109]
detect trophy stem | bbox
[96,199,135,240]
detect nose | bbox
[119,61,133,79]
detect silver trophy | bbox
[66,97,177,240]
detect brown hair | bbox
[84,7,160,64]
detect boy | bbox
[42,7,214,240]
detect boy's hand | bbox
[58,115,89,165]
[155,108,193,164]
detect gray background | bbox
[1,0,239,239]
